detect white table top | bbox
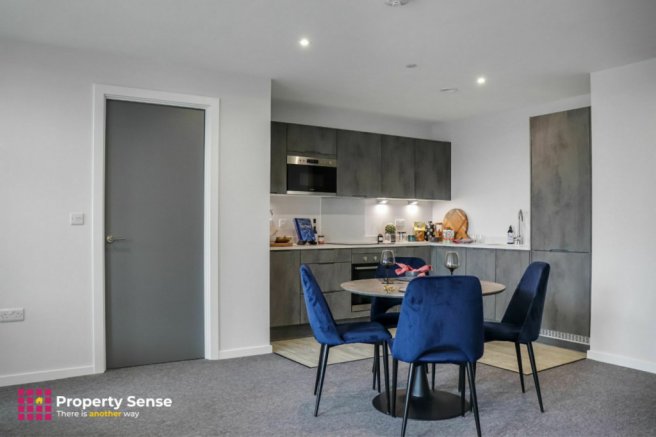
[340,278,506,298]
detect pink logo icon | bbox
[17,389,52,421]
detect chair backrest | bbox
[501,262,551,343]
[300,265,342,346]
[391,275,484,364]
[375,257,427,280]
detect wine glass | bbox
[381,250,396,284]
[444,251,460,275]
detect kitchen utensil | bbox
[443,209,470,240]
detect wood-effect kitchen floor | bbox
[272,330,586,374]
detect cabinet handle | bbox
[354,266,378,271]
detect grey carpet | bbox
[1,355,655,436]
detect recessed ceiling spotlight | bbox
[408,200,419,205]
[477,77,486,84]
[406,63,417,69]
[377,199,389,204]
[441,88,458,93]
[299,39,310,47]
[385,0,410,6]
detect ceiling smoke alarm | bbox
[385,0,410,6]
[441,88,458,93]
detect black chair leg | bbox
[392,358,398,417]
[373,343,379,391]
[470,362,476,412]
[459,364,466,417]
[431,363,436,389]
[515,342,525,393]
[377,345,382,393]
[527,342,545,413]
[314,344,325,395]
[314,345,330,417]
[401,363,416,437]
[466,362,482,437]
[383,341,391,415]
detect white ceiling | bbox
[1,0,655,121]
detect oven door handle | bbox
[354,266,378,271]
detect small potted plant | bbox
[385,223,397,243]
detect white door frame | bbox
[92,84,220,373]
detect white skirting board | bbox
[587,350,656,374]
[0,366,96,388]
[217,345,273,360]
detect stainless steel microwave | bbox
[287,156,337,196]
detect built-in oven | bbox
[287,155,337,195]
[351,253,380,313]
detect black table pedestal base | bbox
[372,389,469,421]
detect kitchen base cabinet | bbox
[465,249,496,320]
[494,250,531,321]
[270,251,301,327]
[431,247,468,277]
[394,246,432,264]
[531,250,591,336]
[303,263,351,293]
[300,249,351,264]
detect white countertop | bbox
[270,241,529,251]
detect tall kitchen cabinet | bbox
[530,107,592,340]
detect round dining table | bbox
[340,277,506,421]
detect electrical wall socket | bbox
[0,308,24,322]
[278,219,287,228]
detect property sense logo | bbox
[17,389,53,421]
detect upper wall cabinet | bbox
[286,123,337,157]
[337,130,382,198]
[270,122,288,194]
[415,139,451,200]
[381,135,415,199]
[531,107,591,252]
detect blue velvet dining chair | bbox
[370,257,427,392]
[390,276,484,437]
[483,262,550,413]
[300,265,392,417]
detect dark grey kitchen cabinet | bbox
[337,130,382,198]
[287,123,337,156]
[381,135,415,199]
[465,249,497,320]
[531,107,591,252]
[395,245,432,264]
[415,139,451,200]
[269,251,301,327]
[301,290,354,323]
[431,247,467,277]
[531,250,591,336]
[270,122,287,194]
[302,263,351,293]
[300,249,351,264]
[494,250,531,321]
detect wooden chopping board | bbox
[443,209,470,240]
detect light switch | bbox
[279,219,287,228]
[70,213,84,225]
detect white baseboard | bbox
[587,350,656,374]
[217,344,272,360]
[0,366,96,388]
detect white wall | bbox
[0,39,272,386]
[272,99,434,139]
[270,196,435,243]
[587,58,656,374]
[431,94,592,244]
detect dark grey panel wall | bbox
[431,247,468,276]
[337,130,382,198]
[270,122,287,194]
[287,123,337,156]
[531,107,591,252]
[415,140,451,200]
[270,251,301,327]
[531,250,591,336]
[381,135,415,199]
[465,249,496,320]
[495,250,531,321]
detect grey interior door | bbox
[105,100,205,369]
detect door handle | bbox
[106,236,126,244]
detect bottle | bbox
[312,218,317,236]
[507,226,514,244]
[378,234,384,244]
